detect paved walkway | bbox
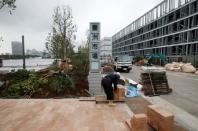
[0,99,131,131]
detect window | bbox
[92,33,99,40]
[92,53,98,59]
[92,25,98,31]
[92,44,98,50]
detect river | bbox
[0,57,54,72]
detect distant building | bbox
[11,41,22,55]
[100,37,112,65]
[26,49,43,56]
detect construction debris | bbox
[101,66,114,74]
[140,66,172,96]
[181,63,196,73]
[126,78,143,90]
[165,62,197,73]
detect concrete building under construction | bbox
[112,0,198,67]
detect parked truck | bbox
[113,55,132,73]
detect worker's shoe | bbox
[108,101,116,106]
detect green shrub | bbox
[3,69,30,82]
[2,72,48,97]
[70,53,89,76]
[48,73,74,94]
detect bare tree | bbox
[47,5,77,60]
[0,0,16,14]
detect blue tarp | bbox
[126,86,140,97]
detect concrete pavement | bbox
[121,66,198,130]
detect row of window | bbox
[113,25,198,50]
[113,29,198,53]
[113,43,198,57]
[113,14,198,49]
[113,1,198,44]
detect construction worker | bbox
[101,72,120,106]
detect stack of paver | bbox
[140,66,172,96]
[126,105,174,131]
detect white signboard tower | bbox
[88,22,102,95]
[89,22,100,72]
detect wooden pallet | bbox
[95,95,125,104]
[140,71,172,96]
[79,96,125,104]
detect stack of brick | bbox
[140,66,172,96]
[130,114,148,131]
[114,85,125,101]
[147,105,174,131]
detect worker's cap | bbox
[114,72,120,77]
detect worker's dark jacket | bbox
[102,74,120,100]
[104,74,120,90]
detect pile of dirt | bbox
[0,67,89,98]
[102,66,114,74]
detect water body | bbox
[0,57,54,72]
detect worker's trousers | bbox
[101,77,114,100]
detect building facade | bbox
[26,49,43,56]
[11,41,22,55]
[112,0,198,67]
[100,37,112,65]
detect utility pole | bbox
[22,35,26,69]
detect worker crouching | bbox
[101,72,120,106]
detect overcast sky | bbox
[0,0,162,53]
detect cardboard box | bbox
[114,85,125,100]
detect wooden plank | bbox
[96,100,125,104]
[79,97,96,101]
[95,95,125,104]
